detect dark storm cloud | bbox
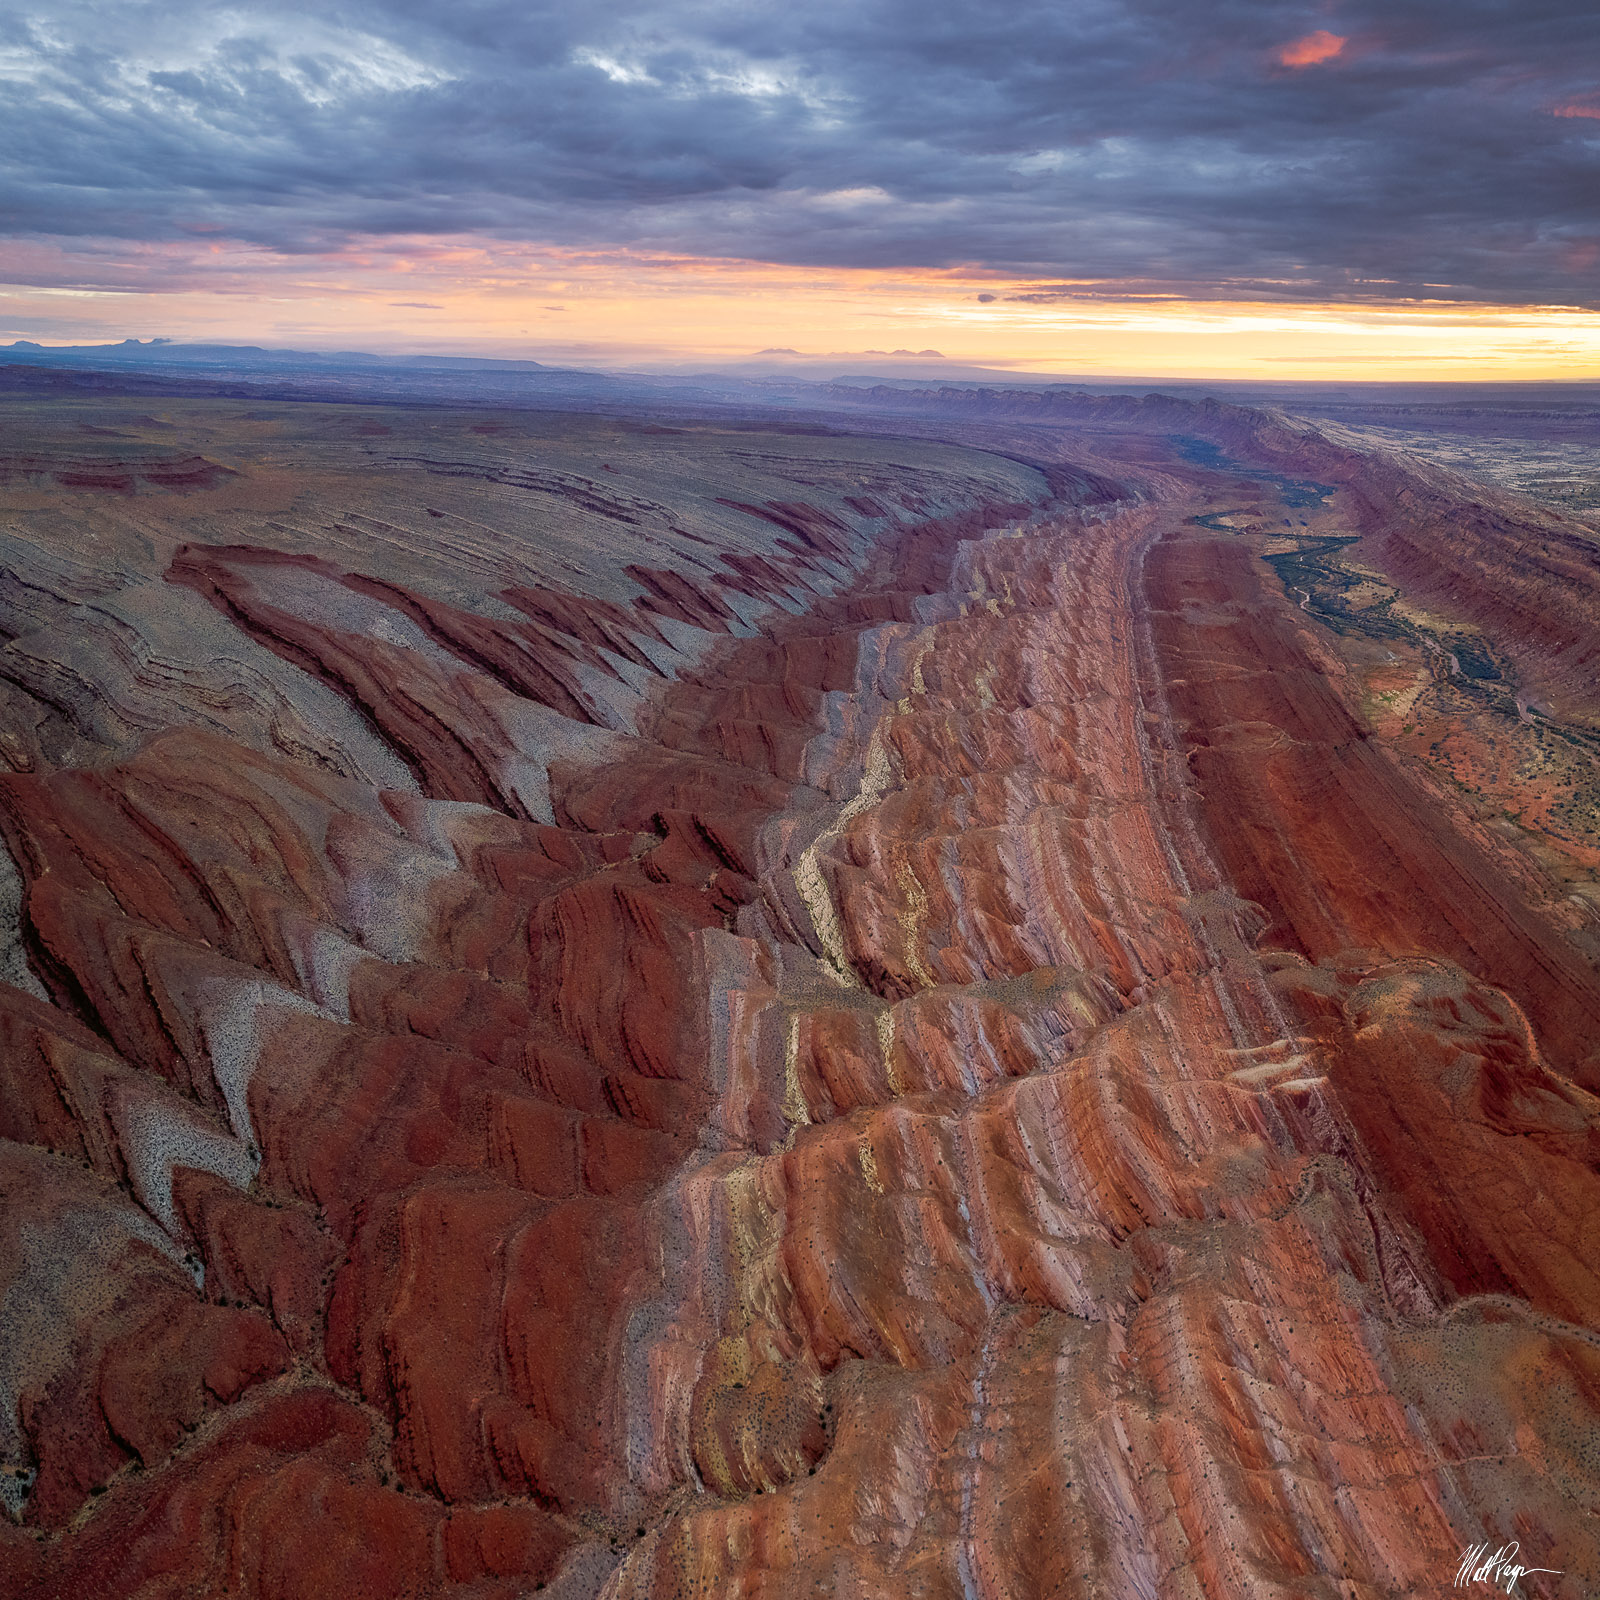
[2,0,1598,304]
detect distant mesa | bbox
[0,450,235,494]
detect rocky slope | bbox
[0,389,1596,1599]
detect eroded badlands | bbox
[0,393,1596,1599]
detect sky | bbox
[2,0,1599,378]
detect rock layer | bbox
[0,392,1596,1598]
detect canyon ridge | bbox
[0,375,1596,1600]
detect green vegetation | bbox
[1171,436,1335,510]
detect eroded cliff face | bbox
[0,394,1596,1600]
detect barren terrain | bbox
[0,384,1596,1600]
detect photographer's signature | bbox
[1456,1542,1563,1595]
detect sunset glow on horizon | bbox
[6,239,1600,383]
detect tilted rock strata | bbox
[599,497,1600,1600]
[822,383,1600,729]
[0,396,1595,1598]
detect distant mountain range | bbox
[4,339,1599,423]
[0,339,561,374]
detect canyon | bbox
[0,385,1596,1599]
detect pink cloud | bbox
[1277,31,1347,68]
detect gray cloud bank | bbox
[2,0,1598,305]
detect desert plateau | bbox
[0,364,1592,1599]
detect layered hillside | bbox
[0,389,1596,1600]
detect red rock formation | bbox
[0,453,235,494]
[1145,525,1600,1078]
[0,399,1596,1600]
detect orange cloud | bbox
[1554,103,1600,120]
[1277,30,1347,68]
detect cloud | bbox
[1276,31,1347,68]
[390,300,443,308]
[753,346,943,357]
[1,0,1598,308]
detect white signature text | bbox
[1455,1542,1563,1596]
